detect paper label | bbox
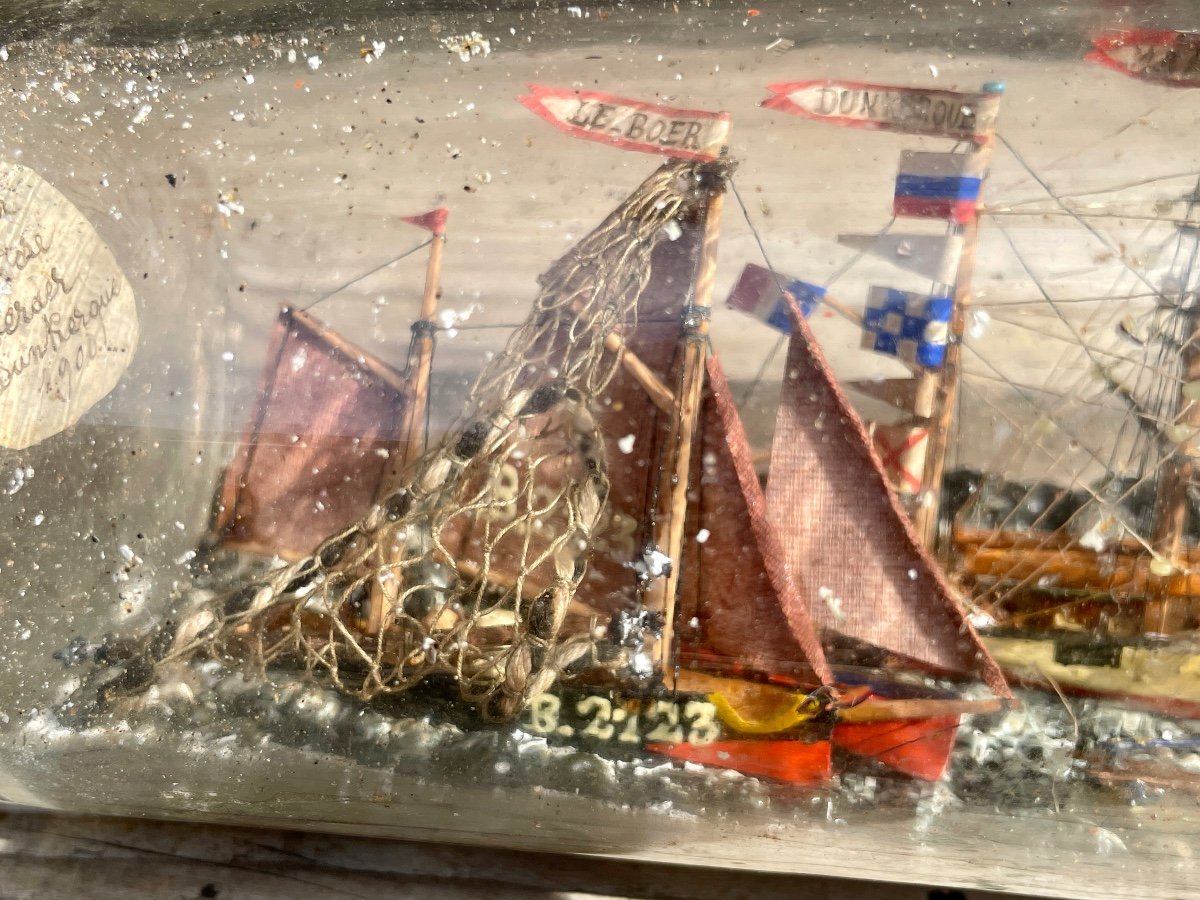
[0,162,139,449]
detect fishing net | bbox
[142,159,724,721]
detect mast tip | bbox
[981,81,1006,94]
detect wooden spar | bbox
[816,289,863,327]
[958,543,1200,599]
[913,85,1003,549]
[567,295,676,414]
[604,331,676,414]
[643,176,727,684]
[836,696,1008,723]
[365,221,446,636]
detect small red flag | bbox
[400,207,449,236]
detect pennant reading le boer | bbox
[763,80,1000,141]
[519,85,729,160]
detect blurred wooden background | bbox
[0,808,1045,900]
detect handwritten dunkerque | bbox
[764,80,1001,141]
[0,162,139,449]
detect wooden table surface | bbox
[0,808,1049,900]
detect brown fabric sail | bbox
[765,313,1011,697]
[675,353,832,687]
[213,308,412,560]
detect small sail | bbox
[837,233,963,286]
[766,312,1010,696]
[213,308,412,559]
[674,353,832,687]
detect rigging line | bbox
[727,174,885,406]
[959,383,1180,611]
[979,312,1188,382]
[726,176,791,407]
[992,221,1160,461]
[960,340,1156,495]
[1052,171,1200,200]
[450,315,681,332]
[954,385,1098,538]
[959,337,1156,539]
[1130,178,1200,472]
[975,291,1163,307]
[960,379,1147,564]
[739,333,786,408]
[729,174,876,306]
[985,208,1200,227]
[1038,98,1178,172]
[300,237,433,312]
[828,216,896,290]
[962,367,1176,411]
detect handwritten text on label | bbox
[763,80,1001,141]
[0,163,139,448]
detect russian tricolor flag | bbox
[893,151,985,224]
[726,263,825,334]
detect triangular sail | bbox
[675,353,832,687]
[213,308,413,559]
[766,313,1010,697]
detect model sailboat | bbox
[945,33,1200,723]
[86,85,1010,787]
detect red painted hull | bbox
[833,716,960,781]
[648,738,833,784]
[649,714,960,784]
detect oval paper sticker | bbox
[0,162,139,449]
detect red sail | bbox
[674,354,831,687]
[765,314,1010,697]
[213,308,412,559]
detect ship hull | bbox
[984,634,1200,721]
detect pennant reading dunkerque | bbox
[519,84,730,160]
[0,163,139,449]
[762,80,1001,141]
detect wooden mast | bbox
[385,213,447,489]
[366,212,446,635]
[913,84,1003,550]
[643,166,727,685]
[1146,205,1200,634]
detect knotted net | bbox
[150,159,723,720]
